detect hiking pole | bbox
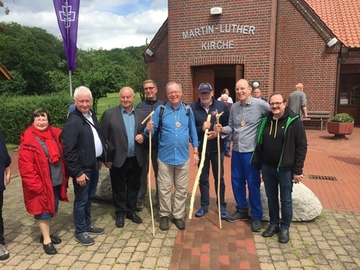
[189,114,211,220]
[216,110,224,229]
[142,111,155,236]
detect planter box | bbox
[327,122,354,139]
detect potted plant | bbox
[327,113,354,139]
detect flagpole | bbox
[65,0,73,97]
[69,70,73,97]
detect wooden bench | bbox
[303,111,331,130]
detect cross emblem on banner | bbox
[59,5,76,28]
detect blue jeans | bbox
[73,169,99,234]
[231,151,262,220]
[261,164,293,230]
[198,152,226,209]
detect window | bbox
[339,66,360,106]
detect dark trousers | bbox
[73,169,99,234]
[262,164,293,230]
[198,152,226,209]
[110,157,142,217]
[137,149,159,203]
[0,191,4,245]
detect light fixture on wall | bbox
[210,7,222,15]
[327,37,338,47]
[252,81,260,88]
[146,48,154,57]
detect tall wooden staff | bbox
[142,111,155,236]
[216,110,224,229]
[189,114,212,219]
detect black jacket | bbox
[251,108,307,175]
[190,98,229,153]
[0,130,11,191]
[136,99,164,150]
[62,108,105,178]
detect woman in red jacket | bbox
[18,109,68,255]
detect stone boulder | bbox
[95,166,113,201]
[260,182,322,221]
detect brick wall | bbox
[146,0,357,114]
[145,34,169,102]
[167,0,277,104]
[275,0,338,113]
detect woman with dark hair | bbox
[18,109,68,255]
[0,129,11,260]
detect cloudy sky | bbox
[1,0,168,50]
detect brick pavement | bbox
[1,128,360,269]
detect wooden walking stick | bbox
[216,110,224,229]
[189,114,212,220]
[142,111,155,236]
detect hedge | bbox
[0,93,73,145]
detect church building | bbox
[143,0,360,124]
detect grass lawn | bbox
[97,92,142,116]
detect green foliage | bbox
[0,22,147,102]
[328,113,354,123]
[0,22,148,143]
[0,22,64,95]
[0,92,72,144]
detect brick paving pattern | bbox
[1,128,360,269]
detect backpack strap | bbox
[158,102,189,138]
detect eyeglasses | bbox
[269,102,284,107]
[144,87,155,91]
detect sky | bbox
[1,0,168,50]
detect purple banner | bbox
[53,0,80,70]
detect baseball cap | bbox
[198,83,213,93]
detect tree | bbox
[0,0,10,32]
[0,22,64,95]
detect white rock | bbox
[260,182,322,221]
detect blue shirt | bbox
[121,106,136,157]
[147,102,199,166]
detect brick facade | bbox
[144,0,360,120]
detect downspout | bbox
[334,48,343,115]
[273,0,280,93]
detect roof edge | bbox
[0,62,14,80]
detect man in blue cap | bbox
[190,83,230,219]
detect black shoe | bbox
[136,201,144,212]
[159,216,169,231]
[278,229,290,243]
[226,210,249,222]
[43,242,57,255]
[0,244,9,260]
[262,225,280,237]
[116,215,125,228]
[86,224,104,235]
[126,212,142,224]
[251,220,262,232]
[39,235,62,245]
[172,218,185,230]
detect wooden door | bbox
[193,68,215,102]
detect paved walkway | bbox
[1,128,360,269]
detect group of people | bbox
[0,80,308,260]
[212,80,307,244]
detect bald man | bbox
[101,87,147,228]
